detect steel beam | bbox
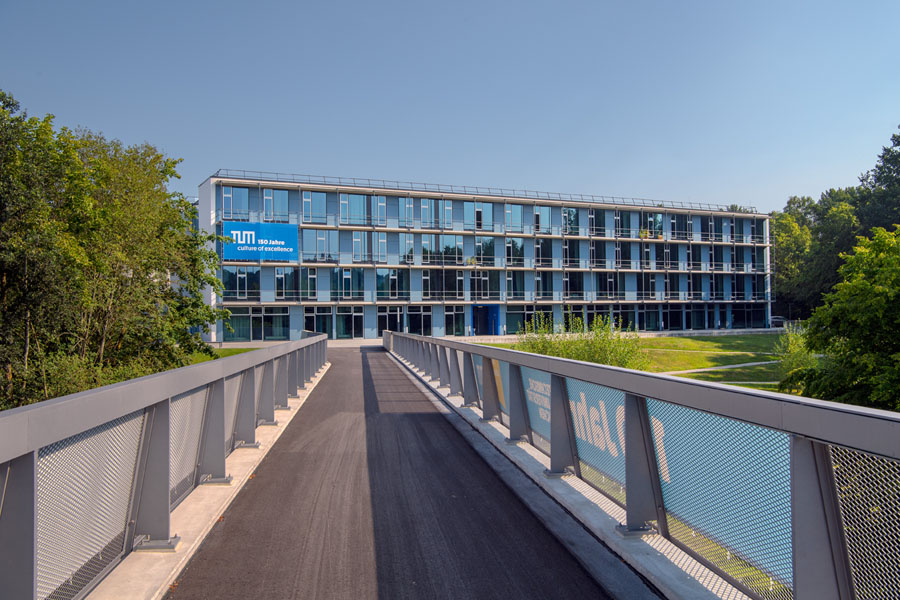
[133,400,180,551]
[545,374,578,476]
[792,436,854,600]
[480,357,502,422]
[618,393,667,536]
[197,379,232,486]
[462,351,480,407]
[506,364,532,443]
[438,345,451,388]
[0,452,36,599]
[448,348,463,397]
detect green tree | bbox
[797,196,860,310]
[770,211,810,318]
[857,125,900,234]
[0,90,226,409]
[799,227,900,410]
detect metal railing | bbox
[0,334,328,600]
[386,332,900,600]
[213,169,758,213]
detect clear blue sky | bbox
[2,0,898,212]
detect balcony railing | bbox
[0,335,328,600]
[216,169,758,213]
[388,333,900,600]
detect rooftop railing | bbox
[0,334,327,600]
[387,332,900,600]
[212,169,759,214]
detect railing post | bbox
[197,379,232,485]
[305,346,313,383]
[791,436,854,600]
[448,347,463,397]
[0,452,36,599]
[233,368,259,448]
[288,350,299,396]
[423,343,434,379]
[545,374,578,477]
[462,351,480,407]
[416,340,425,372]
[258,360,277,426]
[506,364,532,444]
[274,356,289,410]
[618,393,667,536]
[480,356,502,422]
[431,343,440,380]
[323,338,328,367]
[438,345,451,388]
[132,399,180,550]
[298,347,307,389]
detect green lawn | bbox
[638,334,779,354]
[479,334,781,374]
[189,347,258,364]
[644,350,773,373]
[678,361,781,383]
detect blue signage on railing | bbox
[223,222,298,261]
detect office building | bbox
[197,170,771,341]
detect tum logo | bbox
[233,230,255,244]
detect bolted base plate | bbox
[233,441,260,450]
[615,524,657,538]
[200,474,233,486]
[134,535,181,553]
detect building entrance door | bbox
[472,305,498,335]
[251,307,263,340]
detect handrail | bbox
[0,333,328,600]
[387,332,900,600]
[388,333,900,462]
[0,333,326,466]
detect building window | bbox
[275,267,285,299]
[222,266,260,301]
[442,200,453,229]
[222,186,249,220]
[301,267,317,299]
[302,190,326,224]
[374,196,386,226]
[445,305,465,336]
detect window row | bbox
[218,186,767,242]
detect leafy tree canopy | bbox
[772,125,900,318]
[798,227,900,409]
[0,90,226,409]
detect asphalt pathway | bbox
[165,347,609,600]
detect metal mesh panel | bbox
[519,366,552,456]
[646,398,792,600]
[565,379,626,506]
[223,374,242,455]
[169,387,208,508]
[35,410,144,600]
[830,445,900,599]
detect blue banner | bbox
[223,222,298,261]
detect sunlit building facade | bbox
[197,170,772,342]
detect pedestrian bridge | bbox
[1,333,898,600]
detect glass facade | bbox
[204,176,772,341]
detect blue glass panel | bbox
[565,379,626,504]
[646,398,792,589]
[519,366,551,443]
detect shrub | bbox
[775,323,817,394]
[514,313,649,370]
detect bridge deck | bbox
[165,347,609,599]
